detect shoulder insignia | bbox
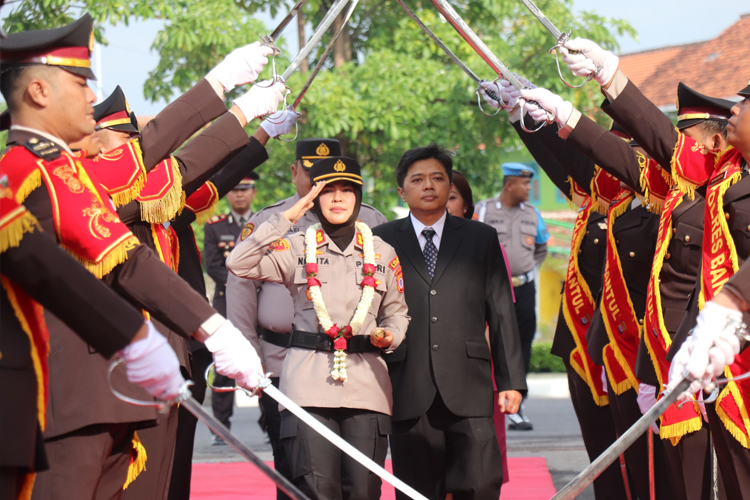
[269,238,290,252]
[24,139,61,161]
[240,222,255,241]
[316,229,326,245]
[389,256,401,270]
[389,256,404,293]
[316,249,325,255]
[208,214,227,225]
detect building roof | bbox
[618,14,750,110]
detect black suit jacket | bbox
[373,214,527,422]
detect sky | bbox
[5,1,749,115]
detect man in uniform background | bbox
[226,138,387,499]
[203,173,259,441]
[476,163,549,430]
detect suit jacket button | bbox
[629,252,635,257]
[219,291,224,296]
[431,316,438,323]
[684,235,690,242]
[430,290,437,296]
[432,344,439,351]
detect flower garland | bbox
[304,221,376,382]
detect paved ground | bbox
[193,373,594,500]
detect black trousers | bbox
[260,377,294,500]
[281,407,390,500]
[660,423,715,500]
[706,402,746,499]
[563,361,628,500]
[513,280,536,374]
[606,381,674,500]
[167,345,213,500]
[390,393,503,500]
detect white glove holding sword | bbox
[518,87,573,127]
[558,38,619,87]
[207,41,276,93]
[478,74,536,111]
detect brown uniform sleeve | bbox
[1,230,144,358]
[566,113,643,194]
[723,261,750,309]
[173,112,251,192]
[139,78,229,170]
[600,74,679,171]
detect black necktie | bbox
[238,216,246,228]
[422,228,437,280]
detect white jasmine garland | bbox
[304,222,376,382]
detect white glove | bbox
[260,107,300,138]
[479,74,536,111]
[119,322,185,400]
[636,383,660,434]
[560,38,619,86]
[519,88,573,127]
[207,42,275,93]
[234,81,287,122]
[204,319,263,389]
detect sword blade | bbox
[181,397,311,500]
[516,0,563,40]
[262,384,429,500]
[268,0,311,43]
[281,0,352,82]
[427,0,525,90]
[395,0,480,84]
[550,377,692,500]
[292,0,360,110]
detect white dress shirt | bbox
[410,211,447,251]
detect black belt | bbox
[258,326,292,348]
[290,329,380,353]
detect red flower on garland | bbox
[306,263,318,276]
[308,277,322,288]
[362,263,376,276]
[361,276,378,288]
[334,337,348,350]
[326,324,339,338]
[339,325,353,339]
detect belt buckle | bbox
[511,276,521,287]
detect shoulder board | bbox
[207,214,227,225]
[256,196,294,213]
[24,138,61,161]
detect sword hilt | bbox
[551,31,598,89]
[107,358,194,414]
[205,361,273,397]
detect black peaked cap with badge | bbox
[0,13,96,80]
[94,85,140,134]
[296,138,341,169]
[676,82,734,130]
[310,156,363,186]
[233,172,259,190]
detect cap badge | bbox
[521,169,532,176]
[316,143,330,157]
[303,160,314,168]
[334,160,346,172]
[125,99,131,115]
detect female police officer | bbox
[227,156,409,500]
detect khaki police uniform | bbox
[476,197,548,374]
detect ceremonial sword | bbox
[263,0,352,122]
[205,364,429,500]
[276,0,361,142]
[426,0,552,132]
[394,0,501,117]
[106,360,310,500]
[256,0,312,88]
[515,0,600,88]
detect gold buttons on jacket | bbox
[594,238,599,244]
[726,212,731,220]
[665,251,671,260]
[685,235,690,242]
[629,252,635,257]
[747,225,750,231]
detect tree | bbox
[3,0,635,218]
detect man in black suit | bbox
[372,145,527,500]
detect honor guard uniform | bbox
[476,163,548,429]
[203,174,258,435]
[505,109,632,497]
[226,138,387,499]
[0,16,265,500]
[227,156,409,500]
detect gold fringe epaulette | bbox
[62,235,139,279]
[139,157,186,224]
[15,169,42,204]
[123,431,148,490]
[0,206,40,254]
[660,406,704,446]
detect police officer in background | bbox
[226,138,387,499]
[476,163,549,430]
[203,173,259,441]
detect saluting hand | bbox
[283,180,326,223]
[370,328,394,348]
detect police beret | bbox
[296,138,341,169]
[676,82,734,130]
[0,13,96,80]
[94,86,140,134]
[310,156,363,186]
[501,162,534,179]
[232,173,259,190]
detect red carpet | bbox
[191,457,556,499]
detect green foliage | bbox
[4,0,636,216]
[529,341,566,373]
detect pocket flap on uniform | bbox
[279,411,298,439]
[293,264,331,284]
[465,340,491,360]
